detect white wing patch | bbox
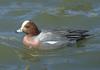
[44,41,58,44]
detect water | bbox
[0,0,100,70]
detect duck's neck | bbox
[26,30,41,37]
[26,34,34,37]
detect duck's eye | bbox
[25,26,30,28]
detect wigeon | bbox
[16,20,89,50]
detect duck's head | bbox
[17,20,40,36]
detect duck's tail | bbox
[88,28,100,37]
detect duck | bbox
[16,20,89,50]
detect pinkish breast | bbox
[23,36,40,48]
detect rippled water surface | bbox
[0,0,100,70]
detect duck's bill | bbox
[16,29,22,32]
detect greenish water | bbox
[0,0,100,70]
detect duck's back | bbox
[33,29,89,50]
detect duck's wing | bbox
[35,31,67,41]
[51,29,90,41]
[68,30,88,34]
[65,30,90,41]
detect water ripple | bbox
[64,10,98,17]
[0,32,23,48]
[0,2,100,19]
